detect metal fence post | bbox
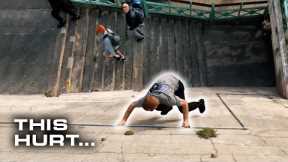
[142,0,149,16]
[210,0,215,20]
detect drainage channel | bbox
[216,93,247,129]
[0,121,247,130]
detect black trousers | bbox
[48,0,78,24]
[174,81,185,100]
[156,81,199,114]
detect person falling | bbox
[96,25,126,60]
[118,73,206,128]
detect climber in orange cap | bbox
[96,24,126,60]
[96,24,106,33]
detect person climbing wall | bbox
[122,1,145,41]
[96,24,126,61]
[48,0,80,28]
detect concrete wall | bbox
[269,0,288,98]
[55,7,274,93]
[0,0,62,94]
[0,1,275,94]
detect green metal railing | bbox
[71,0,268,20]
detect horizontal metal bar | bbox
[168,0,268,7]
[70,0,268,20]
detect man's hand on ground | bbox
[179,99,190,128]
[117,120,126,126]
[182,121,190,128]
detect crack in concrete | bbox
[119,143,125,162]
[199,156,204,162]
[254,134,269,145]
[279,147,288,156]
[232,153,237,162]
[218,92,288,110]
[210,139,218,157]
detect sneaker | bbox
[113,55,121,60]
[198,99,205,113]
[120,56,126,61]
[136,37,144,42]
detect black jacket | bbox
[48,0,72,9]
[126,8,144,30]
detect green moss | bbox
[101,137,106,141]
[210,153,217,158]
[124,130,134,136]
[44,90,53,97]
[196,128,217,139]
[44,90,60,97]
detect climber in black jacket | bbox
[48,0,80,28]
[122,2,145,41]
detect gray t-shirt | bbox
[134,74,182,108]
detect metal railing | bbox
[71,0,268,20]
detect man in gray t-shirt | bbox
[118,73,205,128]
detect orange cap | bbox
[96,24,106,33]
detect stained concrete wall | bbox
[269,0,288,98]
[52,7,275,93]
[0,0,62,94]
[0,1,275,94]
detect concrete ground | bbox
[0,87,288,162]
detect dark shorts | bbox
[152,81,185,113]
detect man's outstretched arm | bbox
[179,99,190,128]
[118,102,136,126]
